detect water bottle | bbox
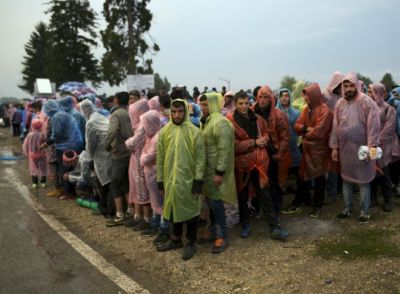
[76,197,99,210]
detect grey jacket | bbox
[106,106,133,159]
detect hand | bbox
[306,127,314,133]
[255,136,268,147]
[63,172,69,181]
[331,149,338,161]
[213,175,223,186]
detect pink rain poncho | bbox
[148,96,161,112]
[23,119,47,177]
[140,110,163,215]
[125,99,150,204]
[370,83,400,168]
[322,71,344,111]
[329,73,381,183]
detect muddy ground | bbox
[2,130,400,293]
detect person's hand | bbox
[331,149,338,161]
[63,172,69,181]
[213,175,223,186]
[255,136,268,147]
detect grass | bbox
[315,228,400,260]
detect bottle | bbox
[76,197,99,210]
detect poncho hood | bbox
[43,100,62,118]
[326,71,344,95]
[303,83,323,109]
[141,110,161,138]
[129,98,149,130]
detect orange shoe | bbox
[211,238,228,254]
[46,188,63,198]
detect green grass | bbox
[315,229,400,260]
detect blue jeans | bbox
[151,214,170,234]
[208,199,227,239]
[326,171,338,200]
[342,180,370,212]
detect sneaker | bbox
[106,216,125,227]
[141,227,158,236]
[132,220,150,231]
[46,188,63,198]
[281,205,302,214]
[58,195,74,200]
[358,211,370,224]
[32,184,38,189]
[309,208,321,218]
[211,238,229,254]
[182,243,196,260]
[383,201,393,212]
[40,183,47,188]
[153,232,170,246]
[124,217,140,228]
[336,208,352,220]
[240,223,251,238]
[270,226,289,240]
[157,239,183,252]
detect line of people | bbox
[20,72,400,261]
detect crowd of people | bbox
[7,71,400,261]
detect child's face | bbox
[392,90,400,100]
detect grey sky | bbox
[1,0,399,98]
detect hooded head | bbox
[205,92,224,115]
[80,99,95,121]
[224,91,235,106]
[95,97,103,109]
[302,83,323,109]
[81,93,96,104]
[59,96,75,112]
[256,86,276,109]
[276,88,294,111]
[128,98,149,130]
[341,72,362,101]
[43,100,62,118]
[31,118,43,131]
[140,110,161,138]
[326,71,344,95]
[170,99,189,126]
[389,87,400,101]
[369,83,386,107]
[148,96,160,112]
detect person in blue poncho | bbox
[43,100,84,200]
[59,96,86,148]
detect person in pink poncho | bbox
[125,98,151,230]
[23,119,47,188]
[368,83,400,212]
[329,73,380,224]
[139,110,170,243]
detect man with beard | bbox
[329,73,380,224]
[156,99,206,260]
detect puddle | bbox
[0,148,24,163]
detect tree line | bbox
[19,0,170,94]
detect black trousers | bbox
[238,169,279,227]
[172,216,198,244]
[371,166,392,204]
[32,176,46,184]
[293,175,325,209]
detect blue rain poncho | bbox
[276,88,301,167]
[59,96,86,145]
[44,100,83,152]
[157,99,206,222]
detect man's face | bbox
[129,95,140,105]
[171,104,185,125]
[343,80,357,100]
[199,99,209,117]
[279,91,290,107]
[391,90,400,100]
[367,86,374,100]
[257,88,272,108]
[303,93,311,105]
[235,97,250,115]
[224,95,233,106]
[113,97,119,107]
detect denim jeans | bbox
[326,171,338,200]
[208,199,227,239]
[151,214,170,234]
[342,180,370,212]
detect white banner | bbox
[126,75,154,92]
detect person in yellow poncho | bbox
[199,93,236,254]
[156,99,206,260]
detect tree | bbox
[154,73,170,92]
[46,0,101,87]
[357,73,373,88]
[101,0,160,86]
[280,75,297,91]
[19,22,51,94]
[380,73,398,92]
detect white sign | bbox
[34,78,53,95]
[126,75,154,92]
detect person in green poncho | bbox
[199,93,237,254]
[156,99,206,260]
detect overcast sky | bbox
[1,0,399,98]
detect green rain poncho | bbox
[157,99,206,223]
[201,93,237,204]
[291,80,307,112]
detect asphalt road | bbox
[0,160,124,294]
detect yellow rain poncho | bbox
[157,99,206,222]
[201,93,237,204]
